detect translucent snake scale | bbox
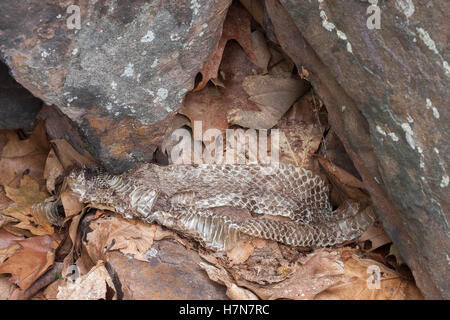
[49,163,376,251]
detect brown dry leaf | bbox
[0,122,50,189]
[195,1,255,91]
[60,190,83,220]
[50,139,97,170]
[251,30,271,73]
[181,86,233,139]
[0,229,24,265]
[0,243,22,265]
[61,212,86,278]
[227,240,255,265]
[43,148,64,194]
[0,185,16,228]
[200,262,259,300]
[230,247,422,300]
[56,261,116,300]
[43,278,64,300]
[316,249,422,300]
[239,0,264,26]
[359,225,392,252]
[0,275,15,299]
[182,41,260,138]
[84,213,157,263]
[388,244,406,266]
[317,156,370,204]
[228,74,309,129]
[267,45,295,77]
[0,235,57,291]
[3,175,53,235]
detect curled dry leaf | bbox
[199,262,259,300]
[251,30,271,73]
[195,1,255,91]
[0,122,50,189]
[50,139,97,170]
[388,244,406,266]
[315,249,422,300]
[60,190,83,220]
[84,213,158,263]
[0,234,58,291]
[317,156,370,205]
[43,148,64,194]
[0,275,15,299]
[230,247,422,300]
[228,74,309,129]
[239,0,264,26]
[226,239,255,265]
[3,175,53,235]
[56,261,116,300]
[359,224,392,252]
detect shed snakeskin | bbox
[58,163,376,251]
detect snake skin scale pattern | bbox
[62,163,376,251]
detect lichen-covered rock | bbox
[272,0,449,298]
[0,0,232,172]
[0,61,42,131]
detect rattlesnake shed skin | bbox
[59,163,375,251]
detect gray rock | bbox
[0,0,232,172]
[0,61,42,130]
[273,0,449,298]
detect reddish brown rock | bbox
[264,0,449,298]
[105,240,228,300]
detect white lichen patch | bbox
[346,42,353,53]
[426,98,440,119]
[376,125,387,136]
[416,27,450,76]
[41,50,50,58]
[417,146,425,169]
[319,4,353,54]
[336,30,347,40]
[388,132,399,142]
[170,33,181,41]
[395,0,415,18]
[67,96,78,103]
[319,10,335,32]
[432,107,440,119]
[440,175,449,188]
[401,123,416,150]
[190,0,200,15]
[154,88,169,104]
[121,63,134,78]
[140,30,155,43]
[142,88,154,96]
